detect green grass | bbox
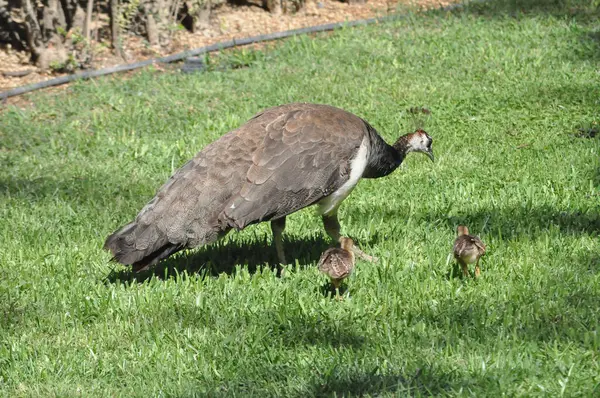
[1,1,599,396]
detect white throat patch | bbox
[318,136,369,216]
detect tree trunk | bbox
[23,0,70,69]
[142,0,174,46]
[263,0,282,14]
[71,0,85,31]
[263,0,306,14]
[109,0,123,58]
[146,12,158,45]
[193,0,211,31]
[23,0,43,51]
[84,0,93,41]
[1,0,219,70]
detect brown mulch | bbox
[0,0,457,107]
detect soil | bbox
[0,0,457,106]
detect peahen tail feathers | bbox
[103,222,183,272]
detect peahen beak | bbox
[426,149,435,162]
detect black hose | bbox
[0,1,473,100]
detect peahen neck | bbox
[362,126,411,179]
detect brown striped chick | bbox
[318,237,356,298]
[453,225,486,278]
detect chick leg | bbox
[332,279,343,301]
[459,259,469,278]
[474,258,481,278]
[271,217,287,267]
[322,213,378,262]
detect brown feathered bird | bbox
[104,103,435,271]
[318,237,356,296]
[453,225,486,278]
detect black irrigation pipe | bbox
[0,1,473,100]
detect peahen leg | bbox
[321,213,377,262]
[271,217,287,266]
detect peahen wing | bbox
[218,106,367,230]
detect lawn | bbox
[1,1,599,396]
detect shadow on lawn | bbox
[206,363,473,396]
[307,366,463,397]
[528,81,600,109]
[192,262,597,396]
[425,270,598,345]
[105,232,379,284]
[453,0,600,62]
[457,0,599,19]
[203,366,452,397]
[0,174,152,207]
[105,200,600,284]
[376,203,600,241]
[270,311,368,349]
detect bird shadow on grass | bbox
[319,282,350,299]
[105,237,321,284]
[105,227,382,284]
[105,233,376,284]
[445,261,469,280]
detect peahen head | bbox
[393,129,435,162]
[406,129,434,162]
